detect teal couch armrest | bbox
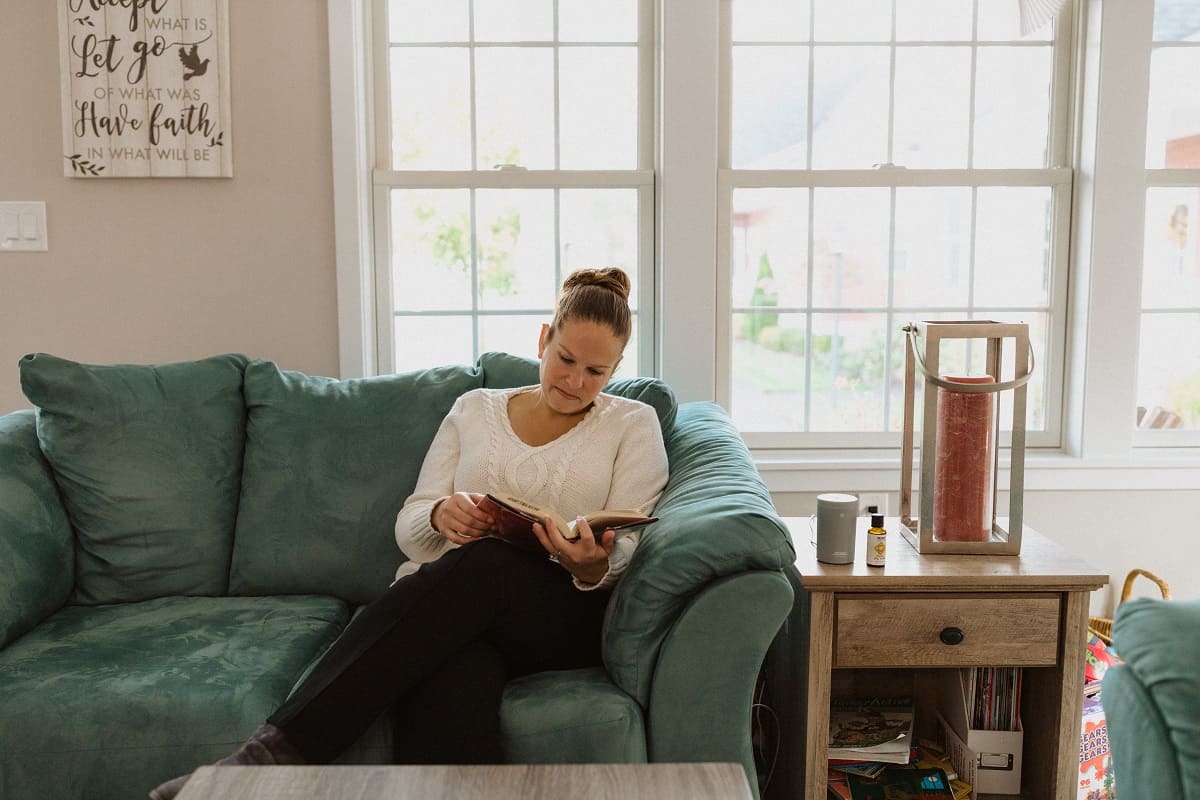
[649,571,793,799]
[1103,597,1200,800]
[0,410,74,648]
[603,401,795,707]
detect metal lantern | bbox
[898,320,1033,555]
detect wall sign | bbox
[58,0,232,178]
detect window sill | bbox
[752,451,1200,493]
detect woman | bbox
[150,267,669,799]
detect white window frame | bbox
[331,0,1200,492]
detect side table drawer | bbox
[835,593,1060,667]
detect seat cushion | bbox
[18,353,249,604]
[229,360,483,605]
[0,594,349,800]
[500,667,647,763]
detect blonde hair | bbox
[548,267,633,346]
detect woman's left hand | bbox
[533,517,615,586]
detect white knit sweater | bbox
[394,387,669,590]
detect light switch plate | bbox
[0,202,48,252]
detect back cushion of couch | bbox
[229,360,483,605]
[18,353,248,604]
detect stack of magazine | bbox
[828,696,915,764]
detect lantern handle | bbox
[904,325,1035,393]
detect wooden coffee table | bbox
[175,763,754,799]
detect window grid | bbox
[1135,13,1200,443]
[719,0,1072,448]
[372,0,654,375]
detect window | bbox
[719,0,1073,448]
[372,0,654,377]
[1136,0,1200,439]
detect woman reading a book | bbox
[150,267,669,799]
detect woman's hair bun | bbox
[562,267,631,301]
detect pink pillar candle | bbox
[933,375,996,542]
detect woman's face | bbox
[537,318,624,415]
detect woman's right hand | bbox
[434,492,494,546]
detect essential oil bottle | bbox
[866,513,887,567]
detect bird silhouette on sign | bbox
[179,45,210,80]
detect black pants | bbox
[268,538,611,764]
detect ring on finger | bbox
[548,552,560,563]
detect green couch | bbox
[0,351,795,800]
[1102,597,1200,799]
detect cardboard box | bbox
[1079,692,1116,799]
[939,670,1024,797]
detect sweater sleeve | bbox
[574,403,669,591]
[394,396,465,565]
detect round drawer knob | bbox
[939,627,965,645]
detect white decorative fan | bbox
[1018,0,1067,36]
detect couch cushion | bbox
[478,351,677,438]
[18,353,248,604]
[0,594,349,800]
[500,667,647,763]
[229,360,483,605]
[0,410,74,648]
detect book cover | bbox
[846,766,956,800]
[478,493,658,553]
[828,697,915,765]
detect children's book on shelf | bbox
[1078,691,1116,800]
[828,696,915,765]
[477,492,658,553]
[845,766,956,800]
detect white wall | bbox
[0,2,340,415]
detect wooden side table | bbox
[775,518,1106,800]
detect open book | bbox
[477,492,658,553]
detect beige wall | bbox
[0,2,339,414]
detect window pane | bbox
[388,0,468,42]
[1142,188,1200,309]
[893,47,971,168]
[974,187,1052,307]
[473,0,552,41]
[475,48,554,168]
[1153,0,1200,42]
[810,313,888,431]
[893,187,972,308]
[733,0,811,42]
[560,189,640,302]
[896,0,972,41]
[391,189,473,312]
[395,316,473,372]
[732,46,809,168]
[732,188,810,310]
[812,46,890,168]
[1138,313,1200,429]
[974,46,1052,168]
[479,314,544,361]
[560,47,638,169]
[390,48,471,169]
[814,0,890,42]
[977,0,1053,41]
[475,189,556,310]
[812,188,889,308]
[1146,48,1200,169]
[732,312,807,432]
[560,0,637,42]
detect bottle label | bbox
[867,530,887,566]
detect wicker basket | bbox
[1088,568,1172,645]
